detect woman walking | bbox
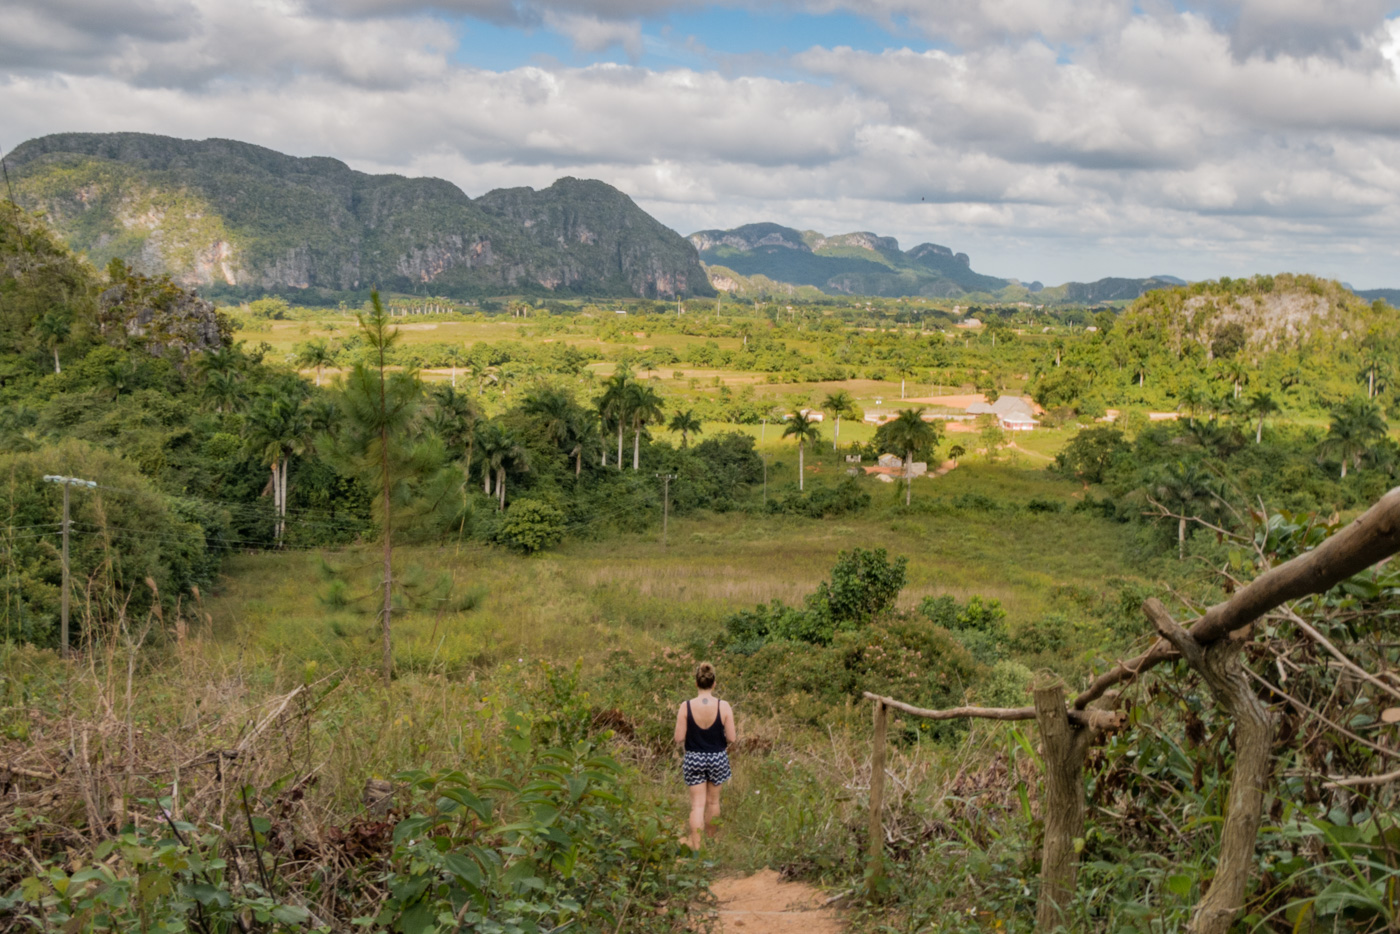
[675,662,737,852]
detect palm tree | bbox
[1245,390,1279,444]
[627,383,664,470]
[1177,385,1208,427]
[1357,352,1392,400]
[476,421,529,510]
[893,355,916,399]
[294,338,336,387]
[442,345,467,389]
[822,390,856,451]
[1320,397,1387,478]
[598,370,634,470]
[34,308,71,374]
[875,408,942,505]
[948,443,966,466]
[202,369,247,413]
[524,386,588,476]
[1217,358,1250,399]
[782,410,822,492]
[245,383,315,545]
[1149,459,1219,560]
[668,409,702,449]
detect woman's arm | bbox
[722,701,737,745]
[674,703,688,746]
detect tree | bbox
[524,386,588,475]
[893,354,916,399]
[1244,390,1279,444]
[626,383,664,470]
[947,444,966,466]
[822,390,856,451]
[245,381,315,546]
[668,409,702,449]
[1177,385,1208,427]
[294,338,335,387]
[326,290,434,687]
[1217,358,1250,399]
[1320,397,1387,478]
[34,308,71,374]
[475,420,529,510]
[1357,350,1392,400]
[442,345,467,389]
[874,408,941,505]
[198,346,247,413]
[597,370,634,470]
[782,410,822,492]
[1148,459,1220,560]
[428,384,481,509]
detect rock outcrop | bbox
[7,132,713,300]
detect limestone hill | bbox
[5,132,713,302]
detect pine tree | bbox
[326,291,452,686]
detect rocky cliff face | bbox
[6,133,712,300]
[688,223,1007,297]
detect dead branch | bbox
[861,692,1124,731]
[1077,485,1400,710]
[1325,767,1400,788]
[1277,606,1400,704]
[1242,668,1400,761]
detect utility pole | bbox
[655,473,675,547]
[43,475,96,658]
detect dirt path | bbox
[709,869,844,933]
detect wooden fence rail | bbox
[860,485,1400,932]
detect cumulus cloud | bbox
[4,1,1400,285]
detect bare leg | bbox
[687,782,707,851]
[704,782,722,837]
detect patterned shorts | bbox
[682,751,731,786]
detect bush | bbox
[1053,426,1131,484]
[722,547,908,649]
[495,498,566,553]
[974,660,1034,707]
[772,477,870,518]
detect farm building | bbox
[967,396,1041,431]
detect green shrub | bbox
[496,498,566,553]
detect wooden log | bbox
[860,692,1123,731]
[1076,485,1400,711]
[1034,683,1091,932]
[866,698,887,898]
[1145,599,1276,934]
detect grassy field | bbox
[203,460,1166,678]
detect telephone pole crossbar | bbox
[42,475,96,658]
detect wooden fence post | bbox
[866,697,887,897]
[1034,682,1091,931]
[1145,599,1277,934]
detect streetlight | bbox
[42,475,96,658]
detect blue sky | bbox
[451,9,934,72]
[3,0,1400,286]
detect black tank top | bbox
[684,699,728,753]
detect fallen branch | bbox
[1326,767,1400,788]
[3,762,57,781]
[861,692,1123,730]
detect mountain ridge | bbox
[686,222,1193,304]
[5,132,714,301]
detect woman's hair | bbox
[694,661,717,689]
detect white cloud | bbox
[4,2,1400,286]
